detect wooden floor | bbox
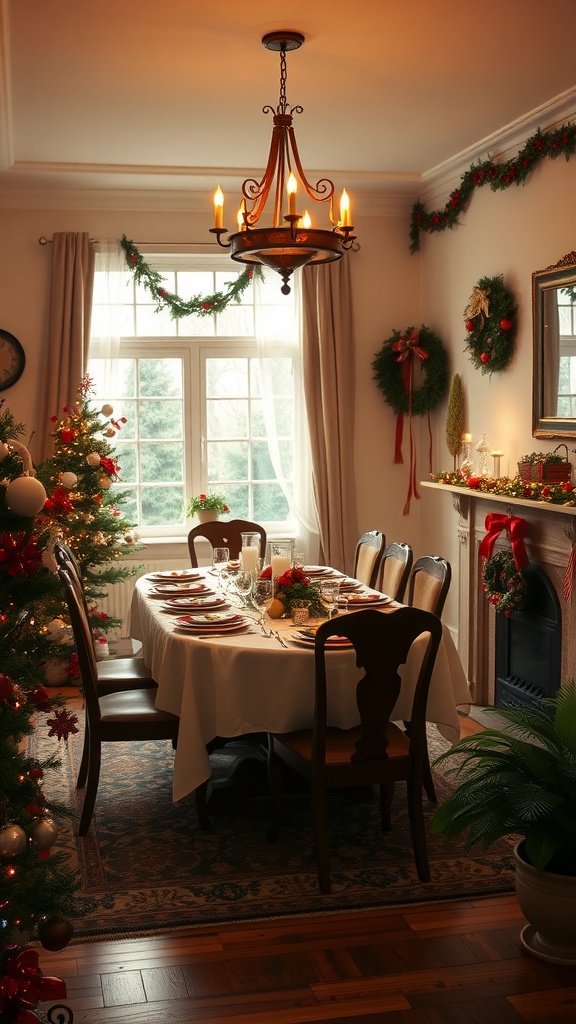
[37,699,576,1022]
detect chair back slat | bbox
[57,565,102,725]
[353,530,386,588]
[187,519,266,567]
[379,542,413,600]
[407,555,451,617]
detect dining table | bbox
[128,567,472,802]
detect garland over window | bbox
[409,121,576,253]
[464,275,517,374]
[120,235,258,318]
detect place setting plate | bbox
[302,565,342,579]
[147,569,203,583]
[149,582,215,598]
[174,612,251,636]
[338,592,392,607]
[162,596,230,612]
[290,626,353,649]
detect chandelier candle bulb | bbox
[461,433,472,443]
[214,186,224,230]
[287,173,297,217]
[302,210,311,228]
[340,188,351,227]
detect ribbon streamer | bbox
[562,544,576,601]
[478,513,529,570]
[391,331,429,514]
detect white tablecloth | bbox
[129,573,472,801]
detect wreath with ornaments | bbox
[464,274,517,374]
[482,550,528,616]
[372,325,448,416]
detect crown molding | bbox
[419,87,576,206]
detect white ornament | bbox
[101,404,114,417]
[60,471,78,490]
[0,442,9,461]
[47,617,66,638]
[5,475,47,516]
[0,823,27,857]
[99,476,112,490]
[86,453,101,467]
[29,817,59,850]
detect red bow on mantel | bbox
[478,513,529,570]
[391,331,430,516]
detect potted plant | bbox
[431,680,576,964]
[185,492,229,524]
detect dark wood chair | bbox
[405,555,452,802]
[353,530,386,588]
[378,542,413,601]
[187,519,266,567]
[57,565,210,837]
[53,541,156,696]
[406,555,452,618]
[267,606,443,894]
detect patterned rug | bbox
[33,724,516,939]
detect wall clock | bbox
[0,329,26,391]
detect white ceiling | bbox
[2,0,576,208]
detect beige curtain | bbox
[302,256,358,575]
[35,232,95,460]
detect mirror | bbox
[533,251,576,438]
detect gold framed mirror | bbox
[533,251,576,438]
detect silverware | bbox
[270,629,289,648]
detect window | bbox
[557,288,576,417]
[88,253,303,538]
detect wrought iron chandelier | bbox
[210,31,356,294]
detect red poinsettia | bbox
[276,567,311,589]
[46,709,79,741]
[44,486,74,514]
[99,456,120,479]
[0,532,43,577]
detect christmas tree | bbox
[0,404,79,1012]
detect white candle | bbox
[287,173,297,217]
[271,554,291,578]
[491,450,503,478]
[213,186,224,229]
[241,545,259,573]
[340,188,351,227]
[461,433,472,443]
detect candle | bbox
[301,209,312,229]
[213,186,224,230]
[271,553,291,578]
[491,450,503,478]
[237,201,246,231]
[461,433,472,443]
[241,545,259,573]
[287,173,297,217]
[340,188,351,227]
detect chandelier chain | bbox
[279,47,287,115]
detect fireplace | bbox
[494,560,561,713]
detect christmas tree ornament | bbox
[0,824,27,857]
[47,617,67,638]
[44,657,71,686]
[101,403,114,416]
[37,915,74,951]
[0,441,9,460]
[5,475,47,516]
[104,427,116,438]
[86,452,101,467]
[99,476,112,490]
[28,816,59,850]
[60,471,78,489]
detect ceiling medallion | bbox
[210,31,356,294]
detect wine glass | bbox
[320,581,340,619]
[212,546,229,589]
[252,578,274,632]
[234,569,253,607]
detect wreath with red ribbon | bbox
[372,325,449,514]
[479,513,529,616]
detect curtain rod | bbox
[38,236,214,246]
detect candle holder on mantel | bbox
[475,433,491,476]
[460,433,474,478]
[491,450,503,478]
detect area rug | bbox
[31,724,516,939]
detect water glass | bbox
[234,569,253,606]
[320,581,340,619]
[252,578,274,630]
[212,546,229,588]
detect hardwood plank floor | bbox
[37,699,576,1022]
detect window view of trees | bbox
[88,257,299,534]
[557,291,576,416]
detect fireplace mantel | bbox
[420,480,575,707]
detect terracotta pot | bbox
[514,840,576,964]
[196,510,219,524]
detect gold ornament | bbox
[465,286,491,323]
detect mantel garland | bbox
[409,121,576,253]
[464,274,517,374]
[431,470,576,507]
[120,235,259,318]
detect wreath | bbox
[120,235,260,318]
[464,274,517,374]
[482,550,528,616]
[372,325,448,416]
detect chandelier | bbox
[210,31,356,294]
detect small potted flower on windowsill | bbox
[186,492,229,524]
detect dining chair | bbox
[353,530,386,588]
[378,542,413,601]
[406,555,452,618]
[187,519,267,567]
[57,565,209,836]
[267,606,443,894]
[53,541,157,696]
[405,555,452,803]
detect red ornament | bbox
[31,686,52,711]
[28,767,43,780]
[480,352,490,364]
[0,673,15,704]
[0,532,43,577]
[59,428,76,444]
[500,318,513,331]
[465,320,475,332]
